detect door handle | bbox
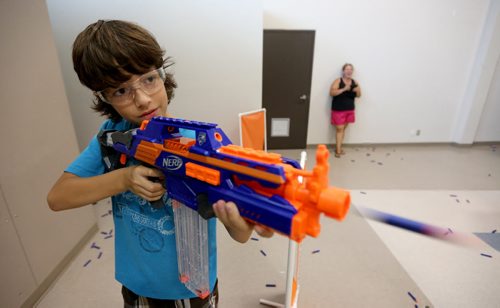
[299,94,307,101]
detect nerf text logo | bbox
[163,155,183,170]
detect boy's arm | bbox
[213,200,273,243]
[47,165,165,211]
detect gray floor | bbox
[36,143,500,308]
[304,143,499,190]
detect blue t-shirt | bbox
[66,119,217,299]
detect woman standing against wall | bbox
[330,63,361,158]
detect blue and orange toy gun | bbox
[99,116,350,242]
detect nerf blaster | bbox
[99,116,350,243]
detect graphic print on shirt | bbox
[114,192,175,252]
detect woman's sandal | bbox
[334,149,345,158]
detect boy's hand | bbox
[213,200,274,243]
[124,165,166,201]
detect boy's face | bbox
[104,70,169,125]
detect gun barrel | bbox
[317,186,351,220]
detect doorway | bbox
[262,30,315,149]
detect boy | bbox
[47,20,271,308]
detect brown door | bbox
[262,30,315,149]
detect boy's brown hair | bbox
[72,20,177,121]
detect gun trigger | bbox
[119,154,127,165]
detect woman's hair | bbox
[72,20,177,121]
[342,63,354,72]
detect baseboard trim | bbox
[23,223,98,308]
[305,141,498,149]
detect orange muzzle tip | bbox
[317,187,350,220]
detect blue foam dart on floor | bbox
[474,233,500,252]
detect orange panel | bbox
[185,162,221,186]
[166,146,285,185]
[241,110,265,150]
[135,141,163,165]
[219,144,281,164]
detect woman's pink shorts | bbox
[331,110,355,126]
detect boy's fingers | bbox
[214,201,273,238]
[223,202,254,233]
[213,200,228,222]
[254,225,274,238]
[134,186,165,201]
[135,165,164,180]
[224,202,247,226]
[133,168,165,192]
[149,193,164,202]
[137,181,165,195]
[148,182,166,193]
[214,201,249,230]
[148,168,165,179]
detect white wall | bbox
[476,56,500,141]
[0,0,96,306]
[46,0,263,150]
[264,0,494,144]
[453,0,500,143]
[470,0,500,143]
[47,0,498,147]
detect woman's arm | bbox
[47,165,166,211]
[351,80,361,97]
[354,84,362,97]
[330,78,348,96]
